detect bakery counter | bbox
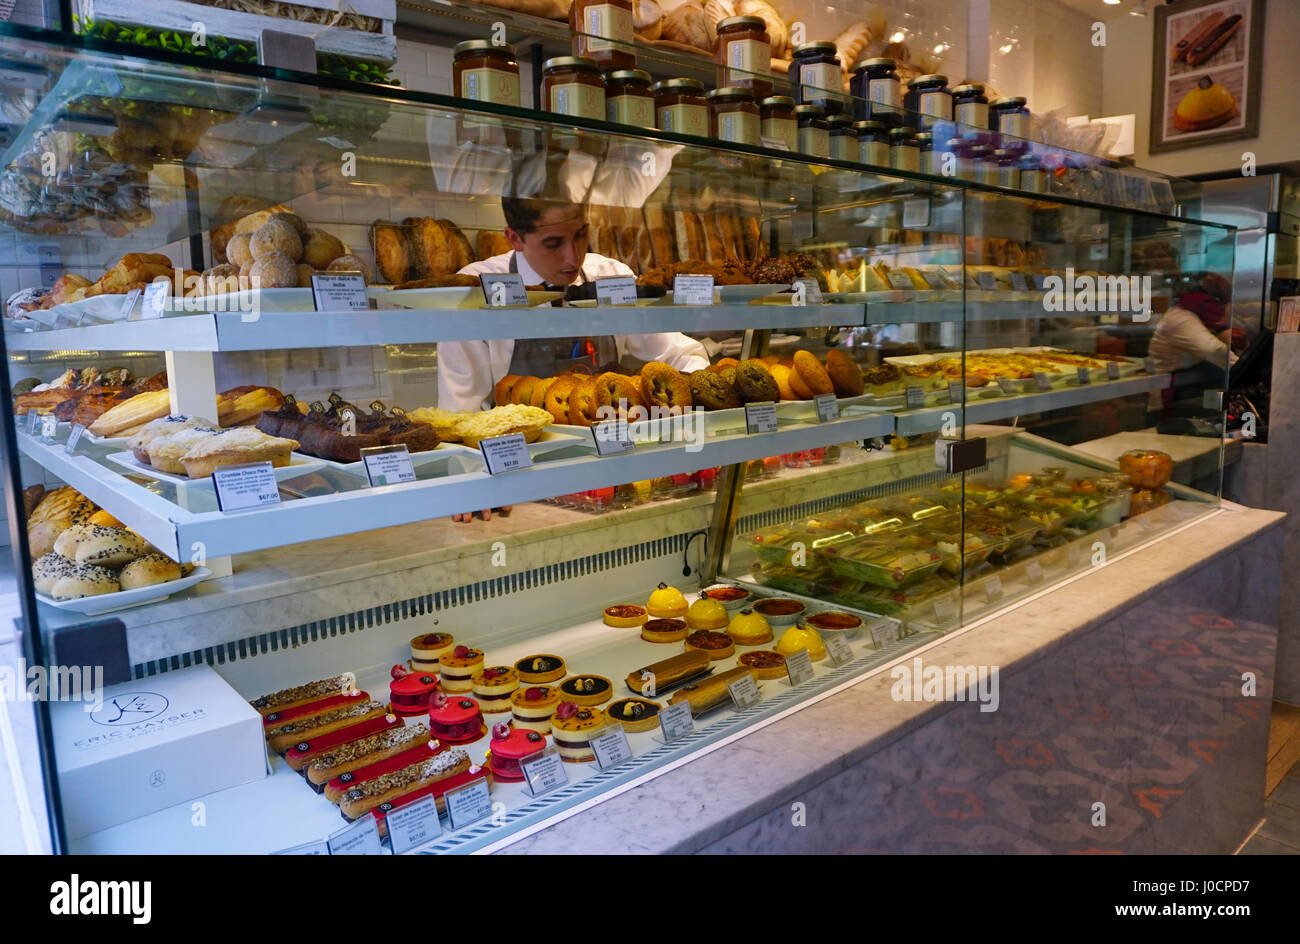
[1074,428,1240,494]
[494,501,1285,855]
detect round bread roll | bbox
[202,263,240,297]
[226,232,254,268]
[74,525,147,568]
[301,228,347,269]
[326,253,372,284]
[33,553,78,596]
[88,509,125,528]
[494,374,523,407]
[296,263,315,288]
[53,522,97,559]
[688,370,741,410]
[770,362,799,400]
[825,348,864,396]
[530,377,556,410]
[792,350,834,396]
[239,260,253,283]
[267,211,307,235]
[119,553,182,590]
[786,366,814,399]
[51,563,119,601]
[250,218,303,262]
[27,520,68,558]
[248,252,299,289]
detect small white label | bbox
[673,275,715,306]
[785,648,815,685]
[996,377,1020,396]
[595,276,637,306]
[727,673,762,709]
[824,633,854,666]
[590,726,634,770]
[520,748,568,797]
[658,701,694,741]
[947,381,963,403]
[385,794,441,854]
[212,461,281,512]
[1033,371,1052,392]
[761,135,792,151]
[867,618,895,649]
[361,444,416,486]
[745,402,778,434]
[886,271,913,291]
[792,278,823,305]
[444,776,493,829]
[39,413,57,441]
[933,593,957,622]
[479,272,529,307]
[1025,559,1044,583]
[920,270,946,290]
[1106,361,1120,380]
[983,575,1003,602]
[1076,367,1091,385]
[271,839,330,855]
[140,280,168,320]
[327,817,382,855]
[814,393,840,422]
[976,272,997,291]
[1009,273,1029,291]
[905,386,926,410]
[118,287,141,318]
[479,433,533,474]
[25,411,39,435]
[592,422,634,456]
[311,273,368,311]
[902,198,930,228]
[64,423,85,455]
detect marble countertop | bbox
[1074,428,1241,467]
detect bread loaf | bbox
[662,2,713,51]
[634,0,663,39]
[370,222,412,284]
[737,0,787,56]
[404,217,451,278]
[834,22,872,69]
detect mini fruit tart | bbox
[641,618,688,644]
[438,645,484,693]
[684,630,735,661]
[702,585,753,611]
[603,604,649,628]
[470,665,519,714]
[738,650,787,680]
[515,653,566,684]
[606,697,662,734]
[410,631,455,670]
[753,597,807,626]
[558,674,613,707]
[510,685,562,733]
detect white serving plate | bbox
[379,287,563,309]
[307,441,482,474]
[36,566,214,615]
[105,451,325,487]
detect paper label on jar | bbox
[725,37,770,84]
[552,82,605,120]
[1000,112,1029,139]
[798,126,829,158]
[831,136,855,161]
[800,62,841,94]
[461,67,519,106]
[891,148,920,173]
[761,117,797,152]
[955,101,987,129]
[860,140,889,166]
[608,93,654,128]
[869,76,899,107]
[919,90,951,119]
[583,3,633,52]
[658,103,709,137]
[720,111,760,145]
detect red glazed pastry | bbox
[306,722,433,794]
[427,692,486,744]
[323,737,446,803]
[266,698,389,754]
[388,665,439,716]
[282,711,403,771]
[361,764,492,832]
[260,688,369,730]
[486,722,548,782]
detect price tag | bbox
[444,775,493,830]
[385,794,441,854]
[478,272,529,307]
[271,839,330,855]
[784,648,815,686]
[25,411,39,435]
[1033,371,1052,392]
[728,673,762,709]
[479,433,533,474]
[139,280,168,320]
[947,381,964,404]
[212,461,281,512]
[983,575,1003,602]
[761,135,791,151]
[118,287,141,319]
[933,593,957,622]
[885,271,914,291]
[1009,273,1029,291]
[1076,366,1091,385]
[39,413,57,441]
[592,421,634,456]
[310,273,368,311]
[360,443,416,486]
[901,197,930,228]
[64,423,85,455]
[976,271,997,291]
[327,816,382,855]
[814,393,840,422]
[520,747,568,797]
[744,402,778,434]
[904,386,925,410]
[867,618,895,649]
[824,633,854,666]
[1106,361,1120,380]
[658,701,694,741]
[595,276,637,306]
[791,278,823,305]
[1025,559,1044,583]
[996,377,1020,396]
[673,274,715,306]
[590,725,634,770]
[920,270,947,290]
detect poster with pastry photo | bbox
[1149,0,1263,153]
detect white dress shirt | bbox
[436,251,710,411]
[1148,305,1237,374]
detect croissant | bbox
[834,22,871,69]
[662,2,713,50]
[736,0,788,57]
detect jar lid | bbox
[909,73,950,88]
[852,57,896,72]
[916,131,934,145]
[852,120,886,132]
[952,83,985,96]
[707,86,756,101]
[718,15,768,32]
[993,148,1016,158]
[889,126,916,141]
[760,95,796,107]
[454,39,515,56]
[792,40,838,57]
[652,77,706,93]
[794,104,826,117]
[827,114,853,128]
[543,56,598,71]
[606,69,652,83]
[991,95,1028,107]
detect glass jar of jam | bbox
[707,86,760,146]
[453,40,521,107]
[850,57,900,124]
[653,78,709,136]
[991,95,1031,141]
[967,144,997,185]
[917,131,941,175]
[605,69,654,127]
[828,114,855,161]
[951,83,988,136]
[795,104,829,158]
[1019,152,1047,193]
[570,0,634,70]
[906,74,952,130]
[993,148,1018,188]
[889,126,918,172]
[791,40,844,116]
[716,15,772,97]
[760,95,796,151]
[542,56,605,119]
[855,120,888,166]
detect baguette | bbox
[625,649,710,696]
[669,665,758,715]
[87,389,171,437]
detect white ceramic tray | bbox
[36,566,213,614]
[307,441,481,474]
[105,451,324,487]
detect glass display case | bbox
[0,22,1235,854]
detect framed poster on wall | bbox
[1149,0,1264,154]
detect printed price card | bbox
[385,795,441,854]
[976,271,997,290]
[139,280,168,319]
[444,776,493,830]
[590,726,634,770]
[117,287,141,319]
[905,386,926,410]
[1025,559,1045,583]
[867,618,895,650]
[478,272,529,307]
[745,402,778,434]
[311,273,368,311]
[1033,371,1053,392]
[39,412,57,441]
[520,747,568,797]
[727,673,761,709]
[479,433,533,474]
[212,462,281,512]
[791,278,823,305]
[784,648,815,686]
[947,381,964,403]
[658,701,694,741]
[25,411,39,434]
[361,444,416,486]
[673,274,715,306]
[814,393,840,422]
[1009,272,1029,291]
[996,377,1020,396]
[1106,361,1121,380]
[933,593,957,622]
[592,422,634,456]
[824,633,854,666]
[886,271,914,291]
[272,839,329,855]
[64,423,85,455]
[1076,367,1091,385]
[595,276,637,306]
[327,817,382,855]
[983,575,1003,602]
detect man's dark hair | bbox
[502,196,584,235]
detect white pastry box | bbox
[49,664,267,839]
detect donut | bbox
[531,377,556,409]
[510,376,540,405]
[640,361,692,410]
[688,370,741,410]
[770,363,799,400]
[734,359,779,403]
[792,351,834,396]
[494,374,523,407]
[825,349,864,396]
[787,366,814,399]
[566,376,599,426]
[301,228,347,269]
[247,252,299,289]
[250,218,303,262]
[593,372,644,420]
[226,232,254,268]
[544,375,580,423]
[327,254,372,283]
